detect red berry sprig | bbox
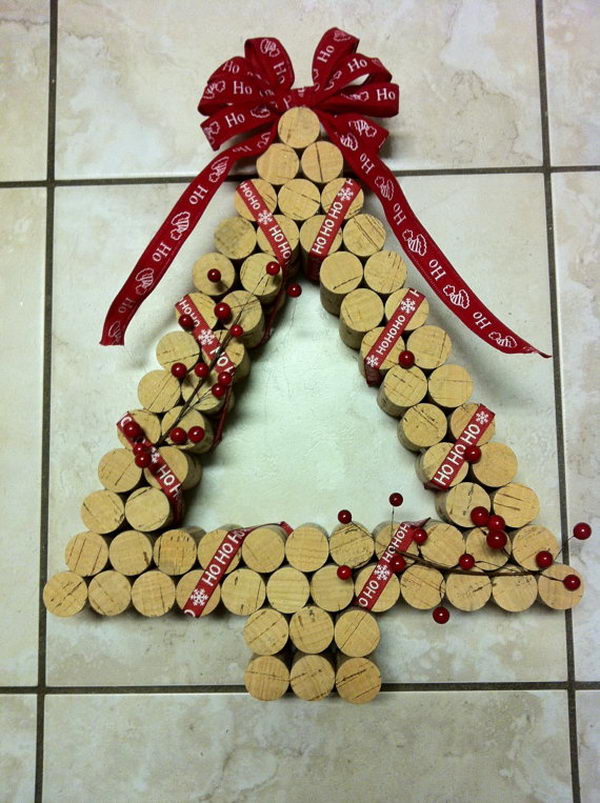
[458,553,475,570]
[432,606,450,624]
[123,420,142,440]
[337,565,352,580]
[412,527,428,545]
[389,492,403,507]
[398,350,415,369]
[573,522,592,540]
[178,314,194,331]
[535,550,554,569]
[563,574,581,591]
[266,262,280,276]
[486,530,507,550]
[194,363,209,379]
[170,362,188,379]
[337,509,352,525]
[230,324,244,338]
[169,427,187,445]
[464,445,481,463]
[214,302,232,322]
[287,283,302,298]
[188,426,205,444]
[390,554,406,573]
[470,506,489,527]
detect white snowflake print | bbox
[257,210,274,226]
[400,297,417,314]
[365,355,380,368]
[338,186,354,202]
[150,450,161,464]
[190,589,209,607]
[197,329,214,347]
[475,411,490,426]
[373,564,391,582]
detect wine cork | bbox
[256,214,300,262]
[491,484,540,528]
[335,656,381,705]
[319,251,363,315]
[116,409,161,449]
[176,570,220,615]
[197,526,242,574]
[266,567,310,614]
[449,403,496,445]
[416,443,468,488]
[330,522,374,568]
[161,407,214,454]
[125,487,173,532]
[372,522,419,564]
[43,571,87,617]
[290,651,335,701]
[397,403,447,451]
[342,214,386,257]
[137,369,181,414]
[244,653,289,701]
[419,521,465,568]
[97,448,142,494]
[153,528,199,575]
[435,482,491,529]
[359,326,405,378]
[192,253,237,296]
[285,524,329,572]
[144,446,202,491]
[400,565,445,609]
[406,326,452,371]
[278,178,321,221]
[155,331,200,371]
[334,609,381,657]
[363,250,407,296]
[470,442,518,488]
[175,291,218,330]
[222,289,265,349]
[377,365,428,417]
[511,525,560,571]
[234,178,277,221]
[428,365,473,409]
[131,570,176,616]
[310,564,354,612]
[301,141,343,184]
[444,571,492,611]
[181,368,230,416]
[109,530,153,576]
[491,567,538,612]
[538,564,584,610]
[241,525,286,573]
[243,607,289,655]
[278,107,321,149]
[81,490,125,535]
[215,330,250,380]
[214,216,256,261]
[464,527,510,571]
[299,214,343,259]
[257,143,299,185]
[354,564,400,612]
[64,531,109,577]
[321,178,364,218]
[221,568,266,616]
[289,605,334,654]
[339,288,384,349]
[240,252,282,305]
[88,570,131,616]
[385,288,429,330]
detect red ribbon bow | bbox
[100,28,549,358]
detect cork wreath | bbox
[43,32,591,704]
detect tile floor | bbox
[0,1,598,801]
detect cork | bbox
[289,605,334,654]
[491,483,540,528]
[97,448,142,494]
[334,609,381,657]
[339,288,385,349]
[155,331,200,371]
[144,446,202,491]
[153,528,199,575]
[372,522,419,564]
[88,570,131,616]
[278,178,321,221]
[449,402,496,445]
[285,524,329,572]
[214,216,257,261]
[131,570,176,617]
[335,656,381,705]
[299,214,342,259]
[406,325,452,371]
[330,522,375,568]
[511,525,560,571]
[241,525,287,574]
[43,571,88,617]
[363,250,407,296]
[342,214,386,257]
[221,568,266,616]
[464,527,510,571]
[176,571,220,615]
[354,564,400,612]
[125,487,173,532]
[491,567,538,612]
[80,490,125,535]
[319,252,363,315]
[161,407,214,454]
[470,442,518,488]
[301,141,343,184]
[416,442,468,488]
[538,564,584,610]
[428,365,473,409]
[240,252,283,305]
[359,326,405,378]
[290,651,336,701]
[321,178,364,219]
[266,567,311,614]
[310,564,355,612]
[444,571,492,612]
[397,403,447,451]
[215,329,251,380]
[109,530,153,576]
[192,253,237,296]
[222,289,265,349]
[197,526,242,574]
[435,482,491,529]
[377,365,428,417]
[117,409,161,450]
[137,369,181,414]
[244,653,289,701]
[175,291,218,330]
[234,178,278,221]
[385,289,429,330]
[419,520,465,568]
[256,214,300,262]
[243,607,289,655]
[277,107,321,149]
[257,143,300,185]
[181,368,230,415]
[400,564,445,609]
[64,531,109,577]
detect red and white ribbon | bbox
[426,404,495,490]
[306,177,361,281]
[236,180,293,268]
[175,295,236,379]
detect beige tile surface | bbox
[577,690,600,803]
[0,188,46,685]
[0,695,37,802]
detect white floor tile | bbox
[0,695,37,801]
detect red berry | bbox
[398,350,415,369]
[486,530,507,550]
[573,522,592,540]
[488,514,505,531]
[412,527,428,545]
[287,283,302,298]
[563,574,581,591]
[123,420,142,440]
[459,553,475,570]
[230,324,244,338]
[337,509,352,525]
[390,554,406,573]
[470,506,489,527]
[432,606,450,624]
[170,362,188,379]
[266,262,280,276]
[188,426,205,444]
[194,363,209,379]
[337,565,352,580]
[211,383,226,398]
[214,302,232,322]
[464,445,481,463]
[132,443,147,457]
[218,371,233,387]
[207,268,221,283]
[178,314,194,330]
[389,492,403,507]
[168,427,187,445]
[134,452,151,468]
[535,550,554,569]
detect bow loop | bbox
[244,37,295,90]
[311,28,360,83]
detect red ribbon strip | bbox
[306,177,361,281]
[100,28,549,358]
[426,404,495,490]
